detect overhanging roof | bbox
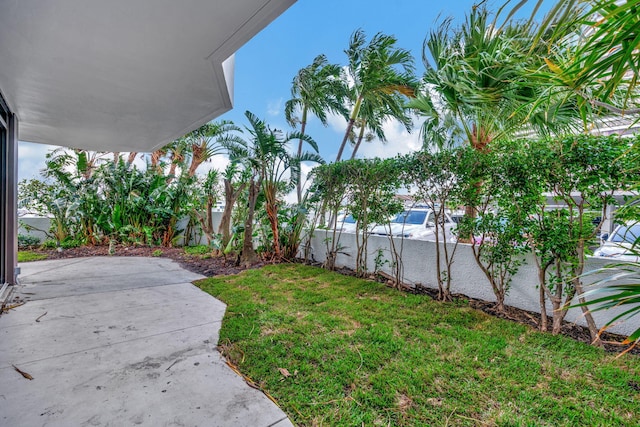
[0,0,295,152]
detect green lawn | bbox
[17,251,48,262]
[196,264,640,427]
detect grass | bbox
[17,250,48,262]
[184,244,213,258]
[196,264,640,427]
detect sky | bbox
[17,0,544,181]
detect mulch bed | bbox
[27,244,638,355]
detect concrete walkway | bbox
[0,257,293,427]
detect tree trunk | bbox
[336,96,363,162]
[264,181,281,259]
[296,110,307,204]
[194,197,215,246]
[219,179,246,249]
[572,238,603,347]
[495,288,506,313]
[241,178,259,266]
[266,201,280,259]
[350,123,367,160]
[150,150,165,174]
[574,279,604,347]
[126,152,138,166]
[219,179,235,248]
[187,159,201,177]
[336,118,356,162]
[434,218,446,300]
[167,162,179,183]
[551,260,565,335]
[538,263,550,332]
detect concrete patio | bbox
[0,256,293,427]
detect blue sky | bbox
[218,0,485,163]
[18,0,543,180]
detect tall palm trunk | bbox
[167,157,183,184]
[264,182,281,259]
[459,123,490,241]
[350,122,367,160]
[187,144,204,177]
[296,108,308,203]
[219,179,246,249]
[336,95,363,162]
[241,177,260,266]
[126,152,138,166]
[150,149,165,174]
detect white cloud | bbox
[267,98,283,117]
[298,161,315,192]
[196,154,231,176]
[350,118,422,160]
[327,111,348,133]
[18,141,61,181]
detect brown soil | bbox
[30,245,638,355]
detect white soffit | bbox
[0,0,295,152]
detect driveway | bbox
[0,256,293,427]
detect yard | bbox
[196,264,640,427]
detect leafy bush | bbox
[18,234,41,248]
[40,239,58,249]
[60,237,82,249]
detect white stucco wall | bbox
[176,212,225,246]
[18,217,51,243]
[307,229,640,337]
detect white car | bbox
[370,208,455,241]
[337,214,358,233]
[593,221,640,262]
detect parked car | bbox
[337,213,358,233]
[336,213,380,234]
[370,208,455,241]
[593,221,640,262]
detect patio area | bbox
[0,256,292,426]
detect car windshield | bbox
[391,210,428,225]
[343,215,356,224]
[611,223,640,243]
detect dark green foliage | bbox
[311,158,403,277]
[91,160,196,246]
[403,148,467,300]
[17,234,40,248]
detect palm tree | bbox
[218,162,249,250]
[335,29,418,162]
[184,121,240,177]
[149,146,168,175]
[347,117,376,158]
[222,111,322,264]
[515,0,640,348]
[525,0,640,116]
[166,139,188,183]
[126,151,138,166]
[414,8,574,152]
[285,54,348,201]
[349,92,413,159]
